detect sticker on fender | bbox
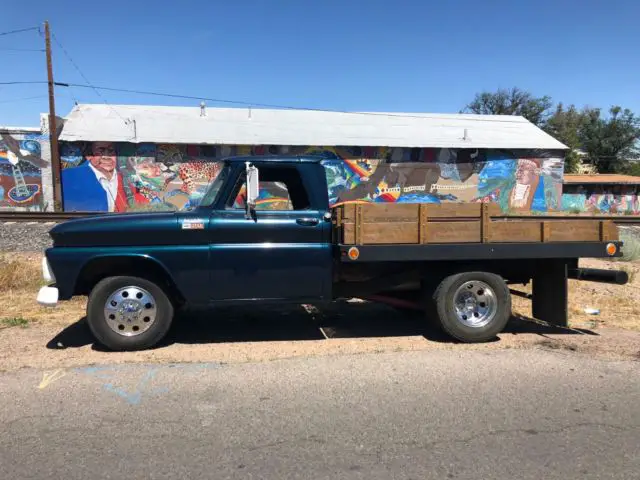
[181,219,205,230]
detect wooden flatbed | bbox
[332,202,619,246]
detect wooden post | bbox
[541,221,550,242]
[481,203,491,243]
[44,21,62,212]
[419,203,428,244]
[355,204,363,245]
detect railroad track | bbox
[1,211,640,225]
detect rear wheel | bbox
[429,272,511,342]
[87,276,174,351]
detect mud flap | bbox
[532,260,569,327]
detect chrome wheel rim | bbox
[452,280,497,328]
[104,286,157,337]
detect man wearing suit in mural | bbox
[62,142,146,212]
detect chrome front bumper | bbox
[37,286,59,307]
[37,255,58,307]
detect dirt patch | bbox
[1,254,639,372]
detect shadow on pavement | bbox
[45,301,597,351]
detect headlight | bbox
[42,256,55,284]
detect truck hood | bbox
[49,212,187,247]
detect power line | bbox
[50,31,130,126]
[0,26,39,37]
[0,47,44,52]
[0,94,47,104]
[0,81,47,85]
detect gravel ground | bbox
[0,222,54,252]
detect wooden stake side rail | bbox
[332,203,619,245]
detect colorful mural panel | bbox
[561,186,640,214]
[59,141,566,213]
[0,132,47,210]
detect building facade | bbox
[0,115,54,211]
[58,141,566,213]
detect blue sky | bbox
[1,0,638,126]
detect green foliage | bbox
[578,107,640,174]
[464,89,640,174]
[614,231,640,263]
[0,317,30,328]
[462,87,553,127]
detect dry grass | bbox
[0,253,42,291]
[1,253,639,334]
[0,253,86,327]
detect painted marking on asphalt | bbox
[38,369,67,389]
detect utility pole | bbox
[44,20,62,212]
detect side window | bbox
[229,166,311,211]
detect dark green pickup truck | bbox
[37,155,628,350]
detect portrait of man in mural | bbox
[509,158,541,210]
[62,141,146,212]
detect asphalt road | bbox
[1,349,638,479]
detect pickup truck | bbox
[37,155,629,350]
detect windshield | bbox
[188,164,229,209]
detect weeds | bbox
[0,317,31,329]
[0,255,42,291]
[614,231,640,263]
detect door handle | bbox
[296,217,320,226]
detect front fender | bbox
[46,246,207,303]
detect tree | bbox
[463,87,553,127]
[578,106,640,173]
[543,103,586,173]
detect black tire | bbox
[429,271,511,343]
[87,276,174,351]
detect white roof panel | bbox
[59,104,568,150]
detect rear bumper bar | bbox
[568,268,629,285]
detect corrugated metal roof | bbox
[59,103,568,150]
[564,174,640,185]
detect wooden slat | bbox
[419,204,428,244]
[342,222,419,244]
[547,220,601,242]
[426,221,480,243]
[426,203,501,218]
[361,204,419,223]
[489,222,543,243]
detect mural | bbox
[562,186,640,214]
[59,141,566,213]
[0,132,47,210]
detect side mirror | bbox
[245,162,259,220]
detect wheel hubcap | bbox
[452,280,497,328]
[104,286,157,337]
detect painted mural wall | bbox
[0,129,49,211]
[562,186,640,214]
[59,142,565,213]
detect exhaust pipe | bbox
[568,268,629,285]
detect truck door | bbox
[208,162,332,303]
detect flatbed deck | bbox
[332,202,619,247]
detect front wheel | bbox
[87,276,174,351]
[429,272,511,343]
